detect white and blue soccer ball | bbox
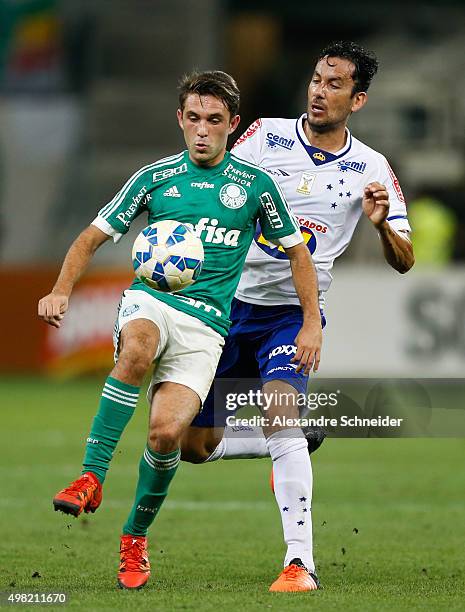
[132,220,204,292]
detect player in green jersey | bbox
[38,70,322,590]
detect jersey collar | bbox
[295,114,352,166]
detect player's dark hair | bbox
[178,70,240,117]
[317,41,379,94]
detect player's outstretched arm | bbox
[38,225,111,328]
[285,242,322,375]
[363,181,415,274]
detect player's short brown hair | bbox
[178,70,240,117]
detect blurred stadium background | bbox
[1,1,464,607]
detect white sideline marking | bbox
[0,499,273,511]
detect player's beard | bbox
[306,115,347,135]
[307,120,332,134]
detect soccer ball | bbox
[132,220,204,292]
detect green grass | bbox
[0,377,464,611]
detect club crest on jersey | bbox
[219,183,248,209]
[296,172,316,195]
[313,152,326,162]
[337,160,366,174]
[266,132,295,150]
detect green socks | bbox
[82,376,139,484]
[123,446,181,536]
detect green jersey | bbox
[93,150,302,336]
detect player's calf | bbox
[180,426,223,463]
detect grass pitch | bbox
[0,376,464,611]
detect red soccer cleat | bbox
[269,558,319,592]
[117,535,151,589]
[53,472,102,517]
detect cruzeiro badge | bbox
[297,172,316,195]
[219,183,248,209]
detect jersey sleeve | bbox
[378,156,411,233]
[231,119,263,165]
[257,173,303,249]
[91,165,153,243]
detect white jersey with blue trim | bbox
[232,114,411,307]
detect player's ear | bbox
[177,108,184,130]
[351,92,367,114]
[229,114,241,134]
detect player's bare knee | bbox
[116,347,152,380]
[149,422,182,454]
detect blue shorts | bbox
[191,297,326,427]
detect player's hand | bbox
[363,182,390,228]
[38,292,69,328]
[291,322,322,375]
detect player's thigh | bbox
[147,303,225,411]
[180,426,225,463]
[257,314,309,397]
[190,333,261,432]
[114,289,169,361]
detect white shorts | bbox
[114,290,225,404]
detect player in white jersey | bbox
[181,42,414,592]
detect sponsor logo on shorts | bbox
[266,365,299,376]
[219,183,248,209]
[86,437,99,444]
[268,344,297,360]
[122,304,140,316]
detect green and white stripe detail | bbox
[99,152,184,220]
[101,381,139,408]
[143,448,181,471]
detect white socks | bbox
[266,428,314,572]
[204,425,315,572]
[204,425,269,461]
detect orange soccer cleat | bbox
[269,559,319,592]
[53,472,102,517]
[117,535,151,590]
